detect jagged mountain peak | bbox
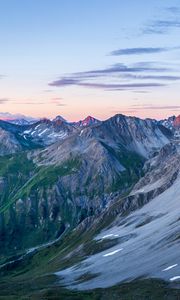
[52,115,67,124]
[39,117,51,124]
[0,112,39,125]
[174,114,180,128]
[106,113,154,126]
[75,115,100,127]
[158,115,176,131]
[21,117,76,146]
[102,114,171,158]
[0,113,173,155]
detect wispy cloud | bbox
[73,62,169,77]
[112,104,180,116]
[166,6,180,14]
[143,20,180,34]
[49,79,165,90]
[51,97,66,106]
[51,97,62,100]
[44,89,53,93]
[142,5,180,35]
[121,74,180,81]
[110,46,180,56]
[49,61,179,91]
[15,101,44,105]
[131,104,180,110]
[50,78,79,86]
[15,98,66,107]
[0,98,10,104]
[133,91,150,94]
[112,109,137,114]
[56,103,66,106]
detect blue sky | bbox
[0,0,180,120]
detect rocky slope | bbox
[0,128,22,156]
[174,114,180,129]
[158,115,176,131]
[0,131,179,299]
[97,114,171,158]
[0,114,171,256]
[8,118,38,125]
[73,116,100,127]
[0,120,42,155]
[0,114,179,299]
[0,112,38,124]
[0,117,77,153]
[55,140,180,290]
[159,114,180,133]
[21,117,77,146]
[0,140,144,255]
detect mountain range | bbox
[0,113,179,299]
[1,111,179,128]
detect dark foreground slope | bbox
[0,278,180,300]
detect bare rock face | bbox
[133,143,179,192]
[0,128,22,155]
[74,116,100,127]
[48,134,180,291]
[0,114,180,295]
[0,113,172,157]
[0,177,7,196]
[94,114,171,158]
[0,114,173,255]
[21,118,77,146]
[174,115,180,129]
[82,141,180,229]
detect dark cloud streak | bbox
[49,79,165,90]
[121,74,180,81]
[0,98,10,104]
[110,47,167,56]
[110,46,180,56]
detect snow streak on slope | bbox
[56,173,180,290]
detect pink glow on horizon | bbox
[0,109,178,122]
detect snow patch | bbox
[170,276,180,282]
[101,234,119,239]
[103,249,123,257]
[162,264,178,272]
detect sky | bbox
[0,0,180,121]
